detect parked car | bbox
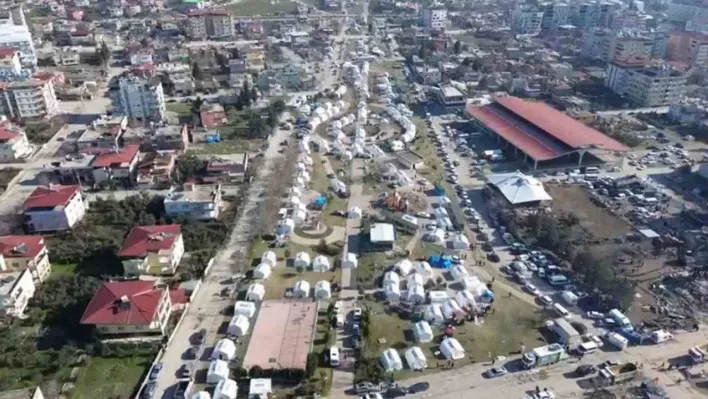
[141,382,156,399]
[539,295,553,306]
[485,366,508,378]
[355,382,382,395]
[333,300,343,313]
[407,382,430,393]
[523,283,541,296]
[149,362,163,381]
[575,364,597,377]
[585,311,604,319]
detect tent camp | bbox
[384,282,401,302]
[455,290,477,309]
[450,265,469,280]
[487,171,552,206]
[293,280,311,298]
[233,301,256,319]
[349,206,363,219]
[406,284,425,303]
[246,283,265,302]
[442,298,464,320]
[249,379,272,399]
[413,320,434,343]
[294,252,311,269]
[342,252,358,269]
[212,338,237,361]
[424,228,446,245]
[450,233,470,250]
[404,347,428,371]
[253,263,272,280]
[435,207,449,218]
[424,304,444,324]
[415,261,433,279]
[428,290,448,304]
[279,218,295,235]
[383,271,400,287]
[227,315,250,336]
[407,273,424,288]
[261,251,277,267]
[213,379,238,399]
[312,255,331,272]
[315,280,332,299]
[461,275,482,291]
[395,259,414,276]
[207,359,230,384]
[380,348,403,372]
[440,337,465,360]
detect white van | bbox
[329,346,340,367]
[577,341,599,355]
[336,314,344,328]
[553,303,571,318]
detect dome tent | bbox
[413,320,433,343]
[212,338,236,361]
[253,263,272,280]
[404,347,428,371]
[261,251,277,267]
[440,337,465,360]
[380,348,403,372]
[246,283,265,301]
[233,301,256,318]
[312,255,331,272]
[227,314,250,336]
[342,252,358,269]
[213,378,238,399]
[293,280,311,298]
[424,304,444,324]
[294,252,311,269]
[207,359,230,384]
[315,280,332,299]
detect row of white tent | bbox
[292,279,333,299]
[192,377,238,399]
[385,103,416,143]
[379,337,465,372]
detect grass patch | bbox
[311,154,348,227]
[51,263,77,278]
[356,250,405,289]
[73,355,153,399]
[24,117,66,145]
[295,225,334,239]
[166,102,192,117]
[0,168,20,194]
[190,139,263,155]
[228,0,298,15]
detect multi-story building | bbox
[256,63,315,92]
[605,57,688,107]
[164,183,221,220]
[541,2,570,30]
[129,49,153,66]
[118,224,184,276]
[90,145,141,186]
[109,75,166,121]
[0,5,37,68]
[136,151,175,189]
[668,31,708,68]
[187,9,234,40]
[0,235,51,282]
[22,185,88,233]
[413,66,442,84]
[122,124,190,152]
[156,62,194,95]
[686,17,708,34]
[75,114,128,153]
[582,29,653,63]
[0,48,21,74]
[511,7,544,35]
[420,7,447,30]
[80,280,173,336]
[0,119,32,160]
[609,10,647,30]
[668,0,708,23]
[203,154,248,184]
[0,269,34,316]
[0,79,60,120]
[572,0,622,28]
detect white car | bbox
[539,295,553,306]
[523,283,541,296]
[585,311,604,319]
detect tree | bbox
[192,62,204,81]
[305,353,319,378]
[453,40,462,54]
[95,41,110,67]
[418,43,429,60]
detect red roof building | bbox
[23,185,82,211]
[22,185,88,233]
[0,235,51,282]
[467,97,628,169]
[80,280,172,335]
[118,225,184,276]
[91,144,140,168]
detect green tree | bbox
[192,62,204,80]
[453,40,462,54]
[418,43,429,60]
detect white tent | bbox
[413,320,434,343]
[415,261,433,279]
[292,209,307,225]
[287,195,301,208]
[380,348,403,372]
[450,265,469,280]
[404,347,428,371]
[342,252,358,269]
[440,337,465,360]
[395,259,414,276]
[425,304,445,324]
[213,379,238,399]
[253,263,272,280]
[384,282,401,302]
[227,314,250,336]
[261,251,277,267]
[233,301,256,319]
[293,280,311,298]
[407,273,424,288]
[315,280,332,299]
[442,298,464,320]
[212,338,237,361]
[349,206,363,219]
[406,284,425,303]
[487,171,552,205]
[246,283,265,302]
[451,233,470,250]
[289,187,302,196]
[279,218,295,234]
[294,252,311,269]
[425,228,446,245]
[383,271,400,287]
[455,290,477,309]
[435,207,449,218]
[207,359,230,384]
[293,177,305,188]
[297,171,311,183]
[312,255,331,272]
[428,290,448,304]
[192,392,211,399]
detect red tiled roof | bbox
[80,280,165,325]
[170,288,189,305]
[0,123,20,141]
[23,185,81,210]
[91,145,140,168]
[0,48,17,57]
[0,235,45,259]
[118,224,181,258]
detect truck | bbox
[522,343,568,369]
[598,362,638,386]
[605,332,629,350]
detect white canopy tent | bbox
[233,301,256,319]
[407,273,424,288]
[192,392,211,399]
[413,320,434,343]
[342,252,358,269]
[315,280,332,299]
[450,265,469,280]
[450,233,470,250]
[312,255,332,272]
[278,218,295,234]
[227,315,250,336]
[424,304,444,324]
[380,348,403,372]
[246,283,265,302]
[415,261,433,279]
[293,280,311,298]
[442,298,464,320]
[440,338,465,360]
[349,206,363,219]
[455,290,477,309]
[428,290,448,304]
[404,347,428,371]
[425,228,446,245]
[261,251,277,267]
[207,359,230,384]
[487,171,552,205]
[384,282,401,302]
[212,338,237,361]
[253,263,272,280]
[294,252,311,269]
[213,379,238,399]
[383,271,400,287]
[395,259,414,276]
[406,284,425,304]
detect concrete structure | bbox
[582,29,653,63]
[204,154,249,184]
[110,75,166,121]
[80,280,173,336]
[668,0,708,23]
[118,225,184,276]
[605,57,687,107]
[0,79,60,120]
[686,17,708,33]
[0,5,36,67]
[541,2,570,30]
[0,235,50,282]
[0,120,31,160]
[0,269,34,316]
[668,31,708,68]
[421,7,447,30]
[511,7,544,35]
[187,9,234,40]
[156,62,194,94]
[136,152,175,189]
[164,183,221,220]
[0,48,21,74]
[22,185,87,233]
[437,85,466,108]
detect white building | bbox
[23,185,87,233]
[582,29,653,63]
[0,6,37,67]
[511,7,544,35]
[421,7,447,30]
[165,184,221,220]
[413,320,433,343]
[404,347,428,371]
[0,79,60,120]
[110,75,167,121]
[605,58,687,106]
[0,121,31,161]
[0,269,35,316]
[249,379,272,399]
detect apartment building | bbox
[0,79,60,120]
[80,280,173,336]
[22,185,88,233]
[609,10,647,30]
[122,124,189,152]
[686,17,708,34]
[0,235,51,282]
[582,29,653,63]
[187,9,234,40]
[0,5,37,68]
[136,151,175,189]
[605,57,687,107]
[0,48,21,74]
[668,31,708,68]
[0,120,32,161]
[156,62,194,94]
[75,114,128,153]
[90,145,141,185]
[164,183,221,220]
[109,75,166,121]
[119,224,184,276]
[0,269,34,316]
[511,7,544,35]
[668,0,708,23]
[203,154,248,184]
[541,2,570,30]
[572,1,622,28]
[420,7,447,30]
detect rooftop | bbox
[440,85,464,98]
[23,185,81,211]
[370,223,396,243]
[91,145,140,168]
[0,235,46,259]
[165,184,220,203]
[80,280,165,325]
[0,271,25,297]
[118,224,181,258]
[488,171,552,205]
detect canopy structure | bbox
[407,273,424,288]
[253,263,272,280]
[233,301,256,318]
[246,283,265,302]
[293,280,311,298]
[415,261,433,279]
[380,348,403,372]
[451,265,469,280]
[213,378,238,399]
[455,290,477,309]
[395,259,414,276]
[487,171,552,205]
[383,271,400,287]
[404,347,428,370]
[207,359,230,384]
[428,290,448,304]
[440,337,465,360]
[406,284,425,303]
[294,252,311,269]
[212,338,237,361]
[227,314,250,336]
[315,280,332,299]
[343,252,358,269]
[442,298,464,320]
[425,304,444,324]
[312,255,331,272]
[413,320,434,343]
[384,282,401,301]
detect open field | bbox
[228,0,298,15]
[73,355,153,399]
[547,185,633,240]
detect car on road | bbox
[523,283,541,296]
[141,382,156,398]
[485,366,508,378]
[538,295,553,306]
[407,382,430,394]
[575,364,598,377]
[585,311,604,319]
[148,362,163,381]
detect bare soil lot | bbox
[547,185,633,240]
